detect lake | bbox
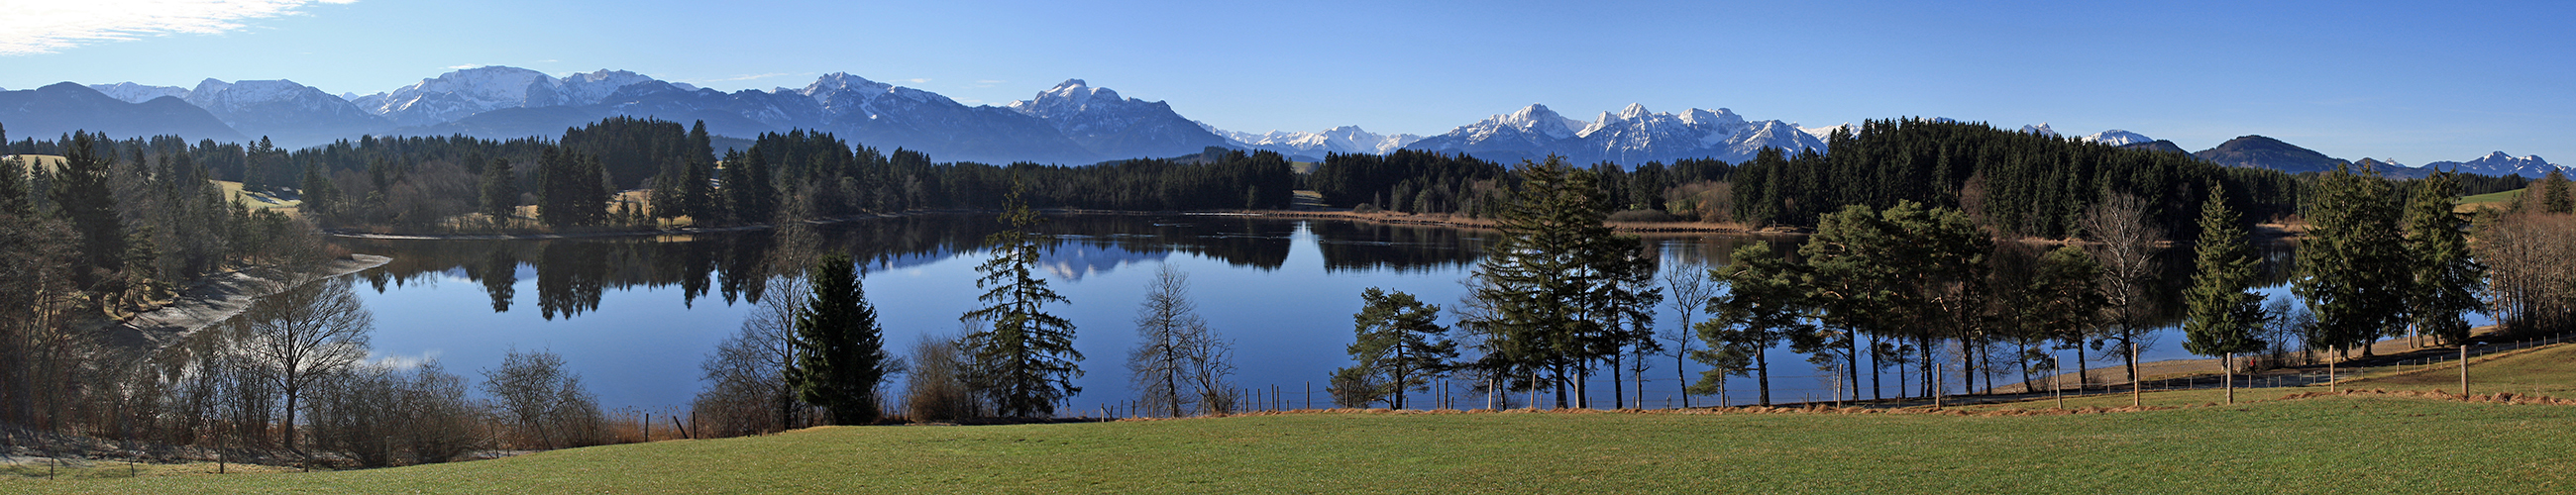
[328,213,2355,413]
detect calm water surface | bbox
[330,214,2377,412]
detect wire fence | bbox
[1086,332,2576,418]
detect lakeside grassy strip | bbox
[10,395,2573,494]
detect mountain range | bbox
[5,65,2566,179]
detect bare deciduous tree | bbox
[1128,266,1235,417]
[483,348,606,449]
[694,276,806,437]
[2080,192,2163,401]
[233,276,373,454]
[1659,260,1713,408]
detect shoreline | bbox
[99,254,394,352]
[321,208,2306,245]
[324,208,1781,242]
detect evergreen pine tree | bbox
[2181,186,2267,404]
[2295,162,2410,359]
[481,158,518,222]
[52,132,125,288]
[299,162,336,221]
[1700,242,1811,406]
[788,253,888,425]
[1335,288,1455,409]
[2402,170,2487,394]
[960,181,1081,417]
[0,154,28,217]
[1468,156,1611,409]
[2541,168,2572,214]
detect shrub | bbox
[1606,209,1680,223]
[903,332,983,422]
[483,349,607,449]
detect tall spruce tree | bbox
[1336,288,1455,410]
[52,132,125,289]
[2540,168,2573,214]
[2296,162,2411,361]
[298,162,337,221]
[724,148,777,224]
[959,181,1081,417]
[0,154,28,216]
[788,253,888,425]
[535,148,610,228]
[481,157,518,222]
[2401,170,2486,394]
[2181,186,2267,404]
[1467,156,1611,409]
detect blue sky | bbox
[4,0,2570,165]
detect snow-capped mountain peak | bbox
[87,82,190,103]
[2021,123,2059,137]
[1498,104,1580,140]
[2420,151,2563,178]
[1408,103,1822,164]
[357,65,555,126]
[2082,129,2153,147]
[1800,122,1853,141]
[1008,79,1132,121]
[1201,123,1426,157]
[555,69,659,105]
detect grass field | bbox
[212,180,300,210]
[14,395,2576,492]
[1975,342,2576,410]
[2460,188,2524,212]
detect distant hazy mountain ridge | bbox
[20,65,2570,173]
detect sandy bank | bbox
[99,254,392,352]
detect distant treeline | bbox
[4,118,1296,232]
[1299,119,2534,242]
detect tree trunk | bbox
[1963,337,1978,395]
[1610,353,1624,410]
[1675,349,1689,409]
[1870,336,1883,401]
[1846,331,1861,402]
[1755,350,1771,406]
[2018,340,2033,393]
[1919,336,1936,399]
[2075,342,2090,392]
[281,381,298,455]
[1553,363,1567,410]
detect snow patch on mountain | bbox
[2082,129,2153,147]
[349,66,667,127]
[2420,151,2563,177]
[1202,124,1424,156]
[1407,103,1822,164]
[1800,123,1852,141]
[1005,79,1230,159]
[2020,123,2059,137]
[89,82,191,103]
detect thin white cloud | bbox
[906,78,930,83]
[446,63,484,69]
[0,0,359,56]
